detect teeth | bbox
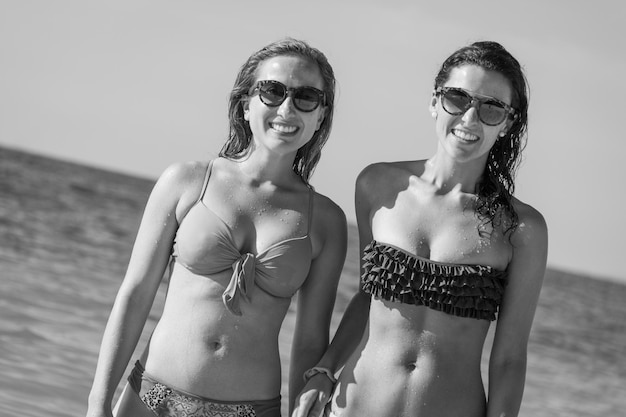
[271,123,297,133]
[453,129,479,141]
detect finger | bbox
[309,392,329,417]
[292,393,314,417]
[309,403,324,417]
[311,399,330,417]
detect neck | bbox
[232,147,301,187]
[425,154,487,194]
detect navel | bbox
[405,362,418,372]
[208,341,223,352]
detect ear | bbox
[502,117,516,135]
[429,93,438,113]
[242,99,250,121]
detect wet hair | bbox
[219,38,336,184]
[434,41,529,235]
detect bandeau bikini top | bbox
[171,160,313,315]
[361,240,507,321]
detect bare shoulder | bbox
[153,160,212,219]
[494,197,548,339]
[307,189,347,261]
[510,197,548,249]
[311,190,347,232]
[158,160,208,187]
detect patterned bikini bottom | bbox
[128,361,281,417]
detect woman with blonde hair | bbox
[87,38,347,417]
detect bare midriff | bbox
[143,262,290,401]
[331,297,491,417]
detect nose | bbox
[277,94,297,117]
[461,103,480,125]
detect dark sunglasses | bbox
[250,80,325,112]
[436,87,517,126]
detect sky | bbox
[1,0,625,284]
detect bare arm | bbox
[487,203,548,417]
[86,163,200,417]
[288,195,347,413]
[292,166,377,417]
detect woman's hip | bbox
[122,360,282,417]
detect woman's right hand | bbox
[291,374,335,417]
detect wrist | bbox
[303,366,337,385]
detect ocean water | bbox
[1,145,625,417]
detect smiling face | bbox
[243,55,327,160]
[430,64,514,166]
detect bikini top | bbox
[171,160,313,315]
[361,240,507,321]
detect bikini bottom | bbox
[128,360,281,417]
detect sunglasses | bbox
[250,80,325,112]
[436,87,517,126]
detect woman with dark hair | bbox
[86,38,347,417]
[293,41,547,417]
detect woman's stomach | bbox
[331,298,490,417]
[143,266,291,401]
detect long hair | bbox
[434,41,529,234]
[219,38,336,184]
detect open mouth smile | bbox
[452,128,479,142]
[270,122,298,134]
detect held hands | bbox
[292,368,337,417]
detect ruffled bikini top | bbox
[361,240,507,321]
[171,160,313,315]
